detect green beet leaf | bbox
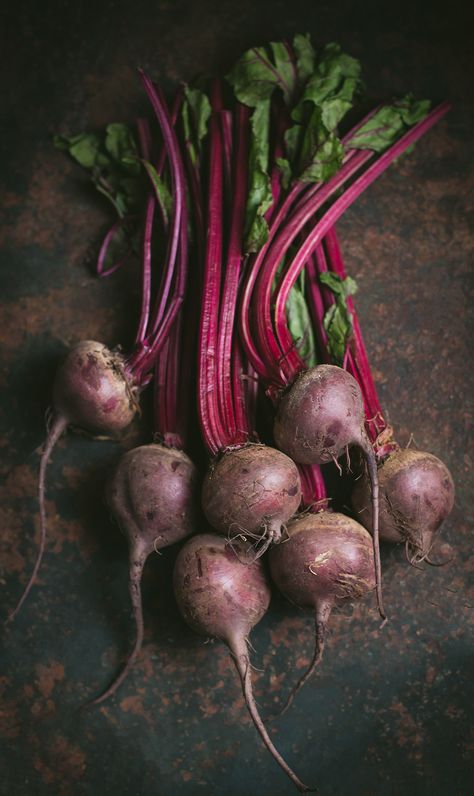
[348,94,431,152]
[293,33,316,83]
[182,86,211,166]
[55,123,146,219]
[286,283,317,368]
[243,100,273,252]
[226,40,298,107]
[320,272,358,363]
[141,160,173,225]
[281,42,362,184]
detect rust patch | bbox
[32,735,86,789]
[35,660,65,699]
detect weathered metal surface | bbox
[0,1,472,794]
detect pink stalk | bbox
[197,95,227,456]
[273,103,451,373]
[254,149,373,383]
[232,339,253,441]
[221,109,234,199]
[154,337,170,437]
[304,252,331,364]
[216,104,250,444]
[134,196,155,345]
[239,182,305,378]
[125,74,189,385]
[245,105,391,372]
[96,219,133,277]
[323,229,388,442]
[143,81,183,338]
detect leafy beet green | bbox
[347,94,431,151]
[319,272,358,364]
[55,123,144,218]
[181,85,212,167]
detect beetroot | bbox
[90,443,197,704]
[352,448,455,563]
[9,340,139,621]
[53,340,138,433]
[174,534,312,793]
[274,365,369,466]
[202,444,301,555]
[269,511,375,713]
[273,364,384,620]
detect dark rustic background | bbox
[0,1,473,794]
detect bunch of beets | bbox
[9,35,455,792]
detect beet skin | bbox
[269,511,375,714]
[202,444,301,554]
[352,448,455,560]
[53,340,137,433]
[174,534,312,792]
[89,443,198,704]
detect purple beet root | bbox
[202,444,301,557]
[269,511,376,715]
[91,443,198,704]
[8,341,139,621]
[273,364,384,621]
[53,340,138,434]
[174,534,313,793]
[352,448,455,564]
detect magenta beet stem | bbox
[304,251,331,364]
[216,104,251,446]
[154,336,170,436]
[298,463,328,510]
[139,77,183,338]
[239,182,305,379]
[221,109,234,201]
[134,195,155,345]
[309,239,378,436]
[323,229,387,441]
[134,99,182,348]
[255,149,372,383]
[197,101,227,456]
[232,339,254,441]
[126,74,189,384]
[153,312,185,450]
[96,218,133,278]
[274,102,451,370]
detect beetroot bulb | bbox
[317,228,455,563]
[198,89,301,558]
[269,511,375,715]
[8,77,189,621]
[174,534,313,793]
[91,309,198,704]
[352,449,454,563]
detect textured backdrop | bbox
[0,1,473,794]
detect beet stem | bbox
[229,635,314,793]
[90,553,146,705]
[216,104,250,445]
[273,103,450,369]
[96,217,133,278]
[134,195,155,345]
[197,92,227,454]
[324,229,387,441]
[359,433,386,624]
[8,414,67,621]
[274,601,331,719]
